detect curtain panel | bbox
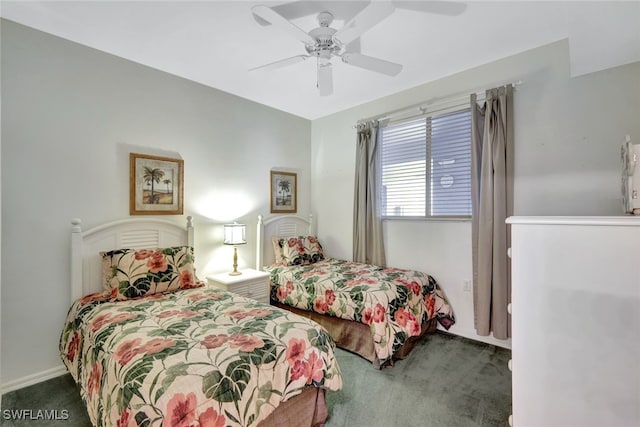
[353,122,386,267]
[470,85,514,339]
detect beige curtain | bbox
[353,122,386,266]
[471,85,514,339]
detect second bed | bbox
[257,215,455,368]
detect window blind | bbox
[379,108,472,218]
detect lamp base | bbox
[229,246,242,276]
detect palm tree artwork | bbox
[131,153,183,215]
[277,179,291,206]
[143,166,165,204]
[270,171,296,213]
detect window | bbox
[379,108,472,218]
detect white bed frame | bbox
[70,216,194,302]
[256,214,314,270]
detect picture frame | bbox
[130,153,184,215]
[270,170,297,214]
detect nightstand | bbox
[206,269,271,304]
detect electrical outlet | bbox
[463,280,472,292]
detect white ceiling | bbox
[1,1,639,120]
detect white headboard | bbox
[70,216,193,302]
[256,214,314,270]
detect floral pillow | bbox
[271,236,286,264]
[278,235,325,266]
[101,246,203,300]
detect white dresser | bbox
[507,216,640,427]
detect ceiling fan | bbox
[249,2,402,96]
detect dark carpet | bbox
[1,332,511,426]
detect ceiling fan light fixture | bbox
[250,3,405,95]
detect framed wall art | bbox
[130,153,184,215]
[270,170,297,214]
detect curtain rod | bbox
[354,80,523,128]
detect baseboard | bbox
[438,325,512,349]
[1,365,68,396]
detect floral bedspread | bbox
[60,287,342,427]
[267,258,455,365]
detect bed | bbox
[60,216,342,427]
[257,214,455,369]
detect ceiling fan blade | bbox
[393,1,467,16]
[249,55,311,72]
[251,5,315,45]
[332,1,395,46]
[341,53,402,76]
[317,59,333,96]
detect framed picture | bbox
[270,170,297,214]
[130,153,184,215]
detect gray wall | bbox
[0,20,311,386]
[310,40,640,347]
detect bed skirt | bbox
[271,301,437,369]
[259,387,327,427]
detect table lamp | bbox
[223,222,246,275]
